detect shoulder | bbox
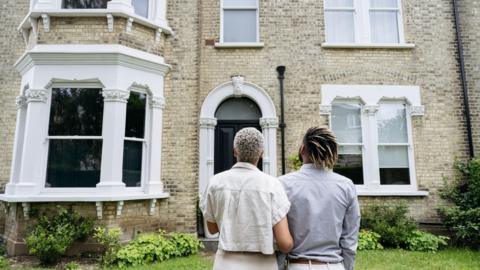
[279,170,305,186]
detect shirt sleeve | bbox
[199,180,216,223]
[271,180,291,225]
[340,185,361,270]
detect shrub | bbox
[64,261,80,270]
[93,227,122,266]
[288,153,303,171]
[361,203,417,248]
[358,230,383,251]
[0,256,8,268]
[405,230,449,252]
[438,159,480,248]
[26,207,94,265]
[114,231,203,268]
[115,231,177,267]
[169,233,204,256]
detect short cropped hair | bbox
[303,126,338,169]
[233,127,264,164]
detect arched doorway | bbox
[198,76,278,238]
[214,97,262,174]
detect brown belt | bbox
[289,259,328,265]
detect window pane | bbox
[370,0,398,8]
[133,0,149,17]
[377,103,407,143]
[63,0,109,8]
[123,141,143,187]
[331,103,362,143]
[224,0,257,8]
[46,140,102,187]
[223,10,257,42]
[370,11,399,43]
[379,146,410,185]
[49,88,104,136]
[325,11,355,43]
[325,0,353,8]
[334,145,364,185]
[125,92,147,138]
[215,98,261,120]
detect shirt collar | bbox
[232,162,260,171]
[300,163,332,172]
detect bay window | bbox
[46,88,104,188]
[323,0,405,45]
[322,84,426,196]
[221,0,259,43]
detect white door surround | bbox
[198,76,278,198]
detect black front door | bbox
[214,120,262,174]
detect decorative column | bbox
[8,96,27,186]
[6,89,48,195]
[145,96,166,194]
[363,105,381,187]
[97,89,129,193]
[260,117,278,176]
[107,0,134,13]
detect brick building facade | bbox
[0,0,477,255]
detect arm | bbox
[207,221,219,235]
[273,217,294,253]
[340,193,361,270]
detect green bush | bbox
[361,203,417,248]
[64,261,80,270]
[93,227,122,266]
[170,233,204,256]
[0,256,8,268]
[115,231,203,268]
[405,230,449,252]
[438,159,480,248]
[358,230,383,251]
[26,207,94,265]
[288,154,303,171]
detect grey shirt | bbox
[279,164,360,270]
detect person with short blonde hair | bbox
[280,127,360,270]
[201,127,293,270]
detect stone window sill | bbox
[321,43,415,49]
[0,192,170,202]
[214,42,265,48]
[357,190,429,197]
[19,9,173,34]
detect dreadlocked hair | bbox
[303,126,339,169]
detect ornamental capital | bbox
[319,105,332,115]
[410,105,425,116]
[102,89,130,103]
[363,105,379,115]
[259,117,278,128]
[150,96,165,109]
[25,89,48,103]
[15,95,27,110]
[199,118,217,128]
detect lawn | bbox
[5,249,480,270]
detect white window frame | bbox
[123,88,151,190]
[322,84,427,196]
[323,0,410,48]
[217,0,263,47]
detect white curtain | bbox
[332,103,362,144]
[223,10,257,42]
[132,0,149,18]
[224,0,257,8]
[377,103,407,143]
[379,146,408,168]
[370,11,399,43]
[370,0,398,8]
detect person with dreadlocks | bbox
[279,127,360,270]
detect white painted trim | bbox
[21,0,172,34]
[0,192,170,202]
[220,0,260,43]
[15,44,170,76]
[357,190,428,196]
[323,84,425,196]
[214,42,264,48]
[321,43,415,49]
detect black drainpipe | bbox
[453,0,475,159]
[276,66,286,174]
